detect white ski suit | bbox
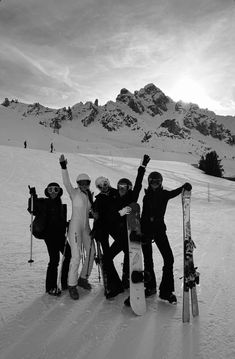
[62,168,95,286]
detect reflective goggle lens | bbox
[97,182,109,189]
[47,186,60,193]
[118,184,129,189]
[77,180,91,186]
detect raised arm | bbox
[59,154,74,197]
[132,154,150,202]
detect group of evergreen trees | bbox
[198,150,224,177]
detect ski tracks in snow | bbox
[0,285,182,359]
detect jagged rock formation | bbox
[2,83,235,148]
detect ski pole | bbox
[86,236,94,279]
[28,186,34,265]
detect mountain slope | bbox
[1,83,235,176]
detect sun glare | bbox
[170,78,208,107]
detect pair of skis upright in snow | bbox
[182,189,199,322]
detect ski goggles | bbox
[149,179,162,185]
[117,183,129,189]
[97,181,109,190]
[77,180,91,186]
[47,186,60,193]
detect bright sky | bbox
[0,0,235,115]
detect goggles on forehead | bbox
[47,186,60,193]
[77,180,91,186]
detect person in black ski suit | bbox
[92,154,150,297]
[141,171,192,303]
[28,183,71,296]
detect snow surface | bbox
[0,145,235,359]
[1,112,235,359]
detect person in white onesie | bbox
[59,154,95,300]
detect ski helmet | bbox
[44,182,63,197]
[117,178,133,190]
[76,173,91,183]
[148,171,163,184]
[95,176,110,188]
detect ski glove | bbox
[141,154,150,167]
[59,154,67,169]
[29,186,36,196]
[119,206,132,216]
[183,182,192,191]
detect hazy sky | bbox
[0,0,235,115]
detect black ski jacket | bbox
[93,165,146,231]
[141,185,183,236]
[28,196,67,239]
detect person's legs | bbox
[68,230,81,286]
[44,240,60,292]
[155,232,174,295]
[141,238,157,292]
[79,230,95,280]
[60,240,71,290]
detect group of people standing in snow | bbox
[27,154,192,303]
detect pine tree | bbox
[199,151,224,177]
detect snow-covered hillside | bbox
[0,144,235,359]
[1,100,235,177]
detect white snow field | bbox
[0,144,235,359]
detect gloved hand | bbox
[119,206,132,216]
[29,186,36,196]
[141,154,150,167]
[183,182,192,191]
[59,154,67,169]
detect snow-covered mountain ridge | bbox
[2,83,235,145]
[1,83,235,177]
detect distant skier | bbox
[27,183,71,296]
[141,171,192,303]
[59,154,95,300]
[50,142,54,153]
[24,140,27,149]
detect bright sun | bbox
[170,78,208,106]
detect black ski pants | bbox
[44,236,71,292]
[142,230,174,294]
[94,227,123,294]
[108,222,129,280]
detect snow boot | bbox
[47,288,62,296]
[68,286,79,300]
[105,286,124,299]
[159,292,177,304]
[77,277,92,290]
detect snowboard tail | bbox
[127,202,146,316]
[182,190,200,323]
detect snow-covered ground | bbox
[0,143,235,359]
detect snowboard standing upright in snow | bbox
[182,189,199,322]
[126,202,146,315]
